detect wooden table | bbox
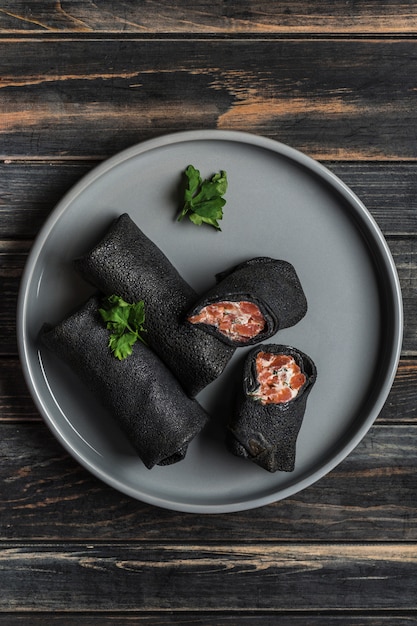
[2,2,417,623]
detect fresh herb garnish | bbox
[98,295,147,360]
[178,164,227,230]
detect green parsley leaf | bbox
[98,295,147,360]
[178,164,227,230]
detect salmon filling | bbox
[188,300,266,342]
[251,351,306,405]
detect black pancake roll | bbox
[40,296,209,469]
[73,213,235,397]
[226,344,317,472]
[186,257,308,347]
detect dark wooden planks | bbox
[1,157,417,355]
[0,160,96,239]
[1,422,416,541]
[2,161,417,239]
[378,359,417,422]
[0,5,416,622]
[6,237,416,358]
[2,239,416,355]
[0,358,40,420]
[0,541,417,611]
[2,615,417,626]
[2,357,416,424]
[395,237,417,356]
[0,240,30,357]
[1,39,417,159]
[0,0,416,34]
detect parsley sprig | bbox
[178,164,227,230]
[99,295,147,360]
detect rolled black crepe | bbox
[73,213,234,397]
[226,344,317,472]
[186,257,308,347]
[40,296,209,469]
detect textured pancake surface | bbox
[74,213,234,397]
[40,296,209,469]
[187,257,308,347]
[226,344,317,472]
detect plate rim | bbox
[17,129,404,513]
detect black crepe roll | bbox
[73,213,234,397]
[226,344,317,472]
[186,257,308,347]
[40,296,209,469]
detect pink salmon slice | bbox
[251,351,306,404]
[188,300,265,342]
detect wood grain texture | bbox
[0,359,40,420]
[0,240,30,357]
[6,237,416,358]
[1,422,416,542]
[2,241,415,355]
[0,0,416,33]
[1,1,417,620]
[2,357,416,424]
[1,39,417,160]
[2,161,417,238]
[2,616,417,626]
[0,542,416,611]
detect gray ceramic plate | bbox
[17,130,403,513]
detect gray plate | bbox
[17,130,403,513]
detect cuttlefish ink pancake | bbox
[40,296,209,469]
[73,213,234,397]
[186,257,307,347]
[226,344,317,473]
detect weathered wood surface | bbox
[1,163,417,355]
[0,0,416,33]
[2,357,416,424]
[2,161,417,238]
[1,0,417,622]
[2,617,417,626]
[5,238,417,357]
[1,422,416,541]
[0,542,416,611]
[1,39,417,160]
